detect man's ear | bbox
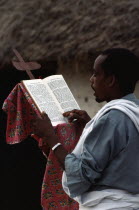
[106,75,116,87]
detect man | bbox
[33,48,139,209]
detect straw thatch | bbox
[0,0,139,65]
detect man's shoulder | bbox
[93,109,126,130]
[95,96,139,128]
[108,108,127,119]
[122,93,139,105]
[100,108,131,127]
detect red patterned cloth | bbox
[2,83,82,209]
[2,84,41,144]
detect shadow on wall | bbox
[0,60,57,210]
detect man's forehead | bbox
[94,55,107,71]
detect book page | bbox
[22,79,66,125]
[43,75,80,113]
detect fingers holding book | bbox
[32,112,56,139]
[63,109,91,127]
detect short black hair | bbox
[101,48,139,94]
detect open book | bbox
[21,75,80,125]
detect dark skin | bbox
[32,54,124,169]
[32,110,90,169]
[63,109,91,126]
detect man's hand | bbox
[32,112,58,148]
[63,109,91,127]
[32,112,68,169]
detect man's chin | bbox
[95,97,104,103]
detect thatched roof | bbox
[0,0,139,65]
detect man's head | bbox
[90,48,139,102]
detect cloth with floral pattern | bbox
[2,83,82,209]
